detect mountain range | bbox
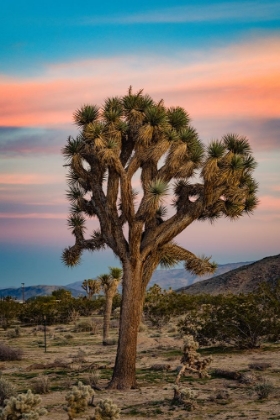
[0,260,252,300]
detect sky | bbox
[0,0,279,288]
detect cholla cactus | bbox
[0,376,16,405]
[0,389,47,419]
[176,335,212,383]
[87,398,120,420]
[173,385,197,411]
[65,381,95,419]
[173,384,197,400]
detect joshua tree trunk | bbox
[108,261,150,389]
[103,290,115,344]
[100,270,121,345]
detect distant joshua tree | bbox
[62,87,258,389]
[98,267,122,345]
[81,279,101,300]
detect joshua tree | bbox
[82,279,101,300]
[99,267,122,345]
[62,87,258,389]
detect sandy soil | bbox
[0,318,280,419]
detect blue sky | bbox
[0,0,279,288]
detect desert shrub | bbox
[65,381,95,419]
[0,377,16,406]
[178,290,280,349]
[31,376,49,394]
[144,286,198,329]
[173,385,198,411]
[0,300,21,330]
[0,389,47,419]
[75,297,105,317]
[102,339,117,346]
[6,327,21,339]
[19,296,81,325]
[87,398,120,420]
[254,377,274,399]
[112,293,122,311]
[209,389,230,402]
[239,372,257,385]
[110,319,119,329]
[64,333,74,340]
[112,308,120,320]
[86,369,100,389]
[138,322,147,332]
[74,321,94,332]
[0,343,23,361]
[71,349,87,364]
[248,362,271,371]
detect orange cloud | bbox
[258,195,280,211]
[0,173,60,184]
[0,212,67,219]
[0,36,279,127]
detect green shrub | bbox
[178,287,280,349]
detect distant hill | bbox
[178,254,280,295]
[66,261,252,293]
[0,285,83,300]
[1,258,268,300]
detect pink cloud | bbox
[0,36,279,127]
[0,174,60,185]
[258,195,280,211]
[0,212,67,219]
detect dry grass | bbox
[0,315,279,419]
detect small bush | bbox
[6,327,21,340]
[86,370,100,389]
[0,377,16,406]
[249,362,272,371]
[254,377,274,399]
[0,343,23,361]
[31,376,49,394]
[102,339,117,346]
[138,323,147,332]
[239,372,257,385]
[64,334,74,340]
[74,321,94,332]
[110,320,119,329]
[71,349,87,364]
[33,325,49,332]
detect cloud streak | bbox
[0,36,279,129]
[0,127,72,156]
[81,1,280,25]
[0,173,60,185]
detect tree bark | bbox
[108,261,147,389]
[103,293,114,345]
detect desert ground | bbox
[0,315,279,419]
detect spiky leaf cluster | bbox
[62,87,258,282]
